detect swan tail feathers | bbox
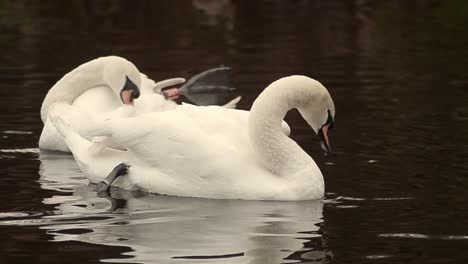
[48,112,74,140]
[48,102,95,135]
[49,112,93,153]
[222,96,242,109]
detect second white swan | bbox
[51,75,335,201]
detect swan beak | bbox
[120,76,141,105]
[319,124,331,153]
[121,90,136,105]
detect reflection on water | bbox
[0,153,329,264]
[1,0,468,263]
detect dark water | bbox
[1,1,467,263]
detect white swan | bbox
[50,75,335,201]
[39,56,180,152]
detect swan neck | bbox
[40,59,108,122]
[248,81,308,174]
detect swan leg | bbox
[94,163,130,193]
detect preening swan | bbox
[41,56,142,122]
[39,56,156,152]
[39,56,238,152]
[51,75,335,201]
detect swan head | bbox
[294,77,335,153]
[103,57,142,105]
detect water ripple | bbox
[379,233,468,240]
[2,130,33,135]
[0,148,40,153]
[172,252,244,259]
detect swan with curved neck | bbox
[39,56,149,152]
[40,56,240,152]
[40,56,199,152]
[40,56,142,123]
[249,76,335,174]
[50,75,335,200]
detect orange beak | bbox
[120,90,135,105]
[319,124,331,153]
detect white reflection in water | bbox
[32,152,329,264]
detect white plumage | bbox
[51,75,335,201]
[39,56,181,152]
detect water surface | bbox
[1,1,467,263]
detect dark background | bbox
[0,1,467,263]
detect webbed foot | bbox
[93,163,130,194]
